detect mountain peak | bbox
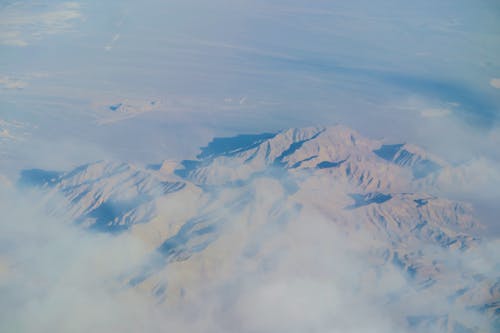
[174,125,444,188]
[16,125,495,332]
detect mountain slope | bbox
[20,125,499,332]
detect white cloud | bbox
[0,31,28,47]
[0,119,31,143]
[438,157,500,199]
[0,152,497,332]
[0,76,28,90]
[393,97,456,119]
[0,72,51,90]
[0,129,16,140]
[105,33,121,51]
[28,72,50,79]
[490,78,500,89]
[0,2,83,47]
[420,108,452,118]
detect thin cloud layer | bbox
[0,1,499,331]
[420,108,452,118]
[0,2,82,46]
[0,76,28,90]
[490,78,500,89]
[0,164,497,332]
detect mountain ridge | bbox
[17,125,499,332]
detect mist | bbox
[1,162,498,332]
[1,0,500,332]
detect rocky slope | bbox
[19,125,499,332]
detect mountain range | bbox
[19,125,499,332]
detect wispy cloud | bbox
[490,78,500,89]
[0,129,16,140]
[105,33,121,51]
[394,97,455,119]
[0,72,50,90]
[0,119,31,145]
[420,108,452,118]
[0,2,83,47]
[0,31,28,47]
[0,76,28,90]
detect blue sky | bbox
[1,0,500,174]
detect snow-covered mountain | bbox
[20,125,499,332]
